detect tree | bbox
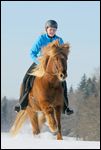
[85,76,98,97]
[91,76,98,96]
[1,96,8,131]
[69,85,74,95]
[78,73,87,96]
[85,78,93,97]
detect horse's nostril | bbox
[60,74,62,78]
[60,72,67,79]
[60,73,64,78]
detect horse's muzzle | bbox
[59,72,67,81]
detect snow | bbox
[1,116,100,149]
[1,132,100,149]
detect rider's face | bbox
[46,27,57,37]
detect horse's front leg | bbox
[55,106,63,140]
[40,102,57,133]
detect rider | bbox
[14,20,74,115]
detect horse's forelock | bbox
[42,41,70,58]
[41,40,60,55]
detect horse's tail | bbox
[10,110,27,136]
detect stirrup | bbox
[14,103,21,113]
[65,108,74,115]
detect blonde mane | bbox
[29,40,70,77]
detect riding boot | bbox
[14,62,36,112]
[62,81,74,115]
[14,91,29,112]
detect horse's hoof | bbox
[57,133,63,140]
[57,137,63,140]
[33,129,40,135]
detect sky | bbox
[1,1,100,99]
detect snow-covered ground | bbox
[1,132,100,149]
[1,120,100,149]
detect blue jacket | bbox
[30,33,64,64]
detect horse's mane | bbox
[29,40,70,77]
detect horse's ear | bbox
[53,40,59,46]
[60,43,70,56]
[61,43,70,49]
[50,40,59,47]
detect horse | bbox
[10,40,70,140]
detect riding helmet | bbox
[45,20,58,31]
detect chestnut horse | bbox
[10,40,70,140]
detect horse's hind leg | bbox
[26,106,40,135]
[55,106,63,140]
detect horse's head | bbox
[30,40,70,80]
[50,53,67,81]
[43,40,70,81]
